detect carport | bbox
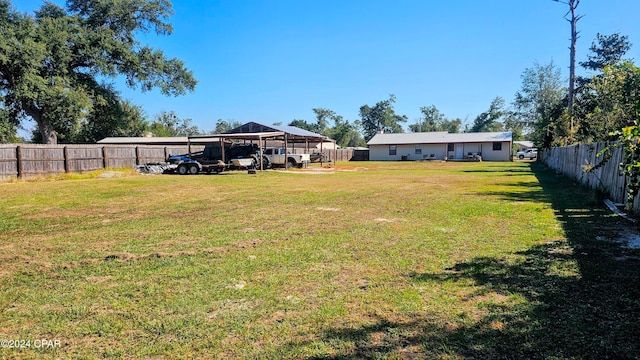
[187,122,336,170]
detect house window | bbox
[447,143,454,152]
[415,144,422,155]
[493,142,502,151]
[389,145,397,156]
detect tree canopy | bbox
[148,111,200,137]
[512,61,566,147]
[0,0,196,144]
[359,95,407,141]
[469,97,506,133]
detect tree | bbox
[326,116,366,148]
[583,62,640,140]
[288,119,316,132]
[580,33,632,72]
[512,61,566,148]
[572,34,633,143]
[409,105,462,133]
[553,0,583,115]
[409,105,443,132]
[359,94,407,141]
[212,119,242,134]
[74,100,148,143]
[312,108,335,135]
[0,0,197,144]
[148,111,200,137]
[469,97,506,132]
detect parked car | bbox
[516,148,537,160]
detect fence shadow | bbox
[280,163,640,359]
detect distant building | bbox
[367,131,513,161]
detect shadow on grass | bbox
[284,163,640,359]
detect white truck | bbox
[264,148,310,168]
[516,148,537,160]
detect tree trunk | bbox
[567,0,579,116]
[25,107,57,144]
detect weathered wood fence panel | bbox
[0,144,364,179]
[103,146,137,168]
[66,145,104,173]
[541,142,635,209]
[18,145,66,178]
[0,144,189,179]
[0,145,18,180]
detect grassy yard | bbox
[1,161,639,359]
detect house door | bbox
[455,144,464,159]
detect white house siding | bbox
[475,142,511,161]
[369,141,511,161]
[369,145,398,161]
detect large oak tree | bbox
[0,0,196,144]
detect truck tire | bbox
[177,163,189,175]
[519,155,524,160]
[287,158,296,169]
[188,164,199,174]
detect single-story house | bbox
[367,131,513,161]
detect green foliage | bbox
[325,117,366,148]
[312,108,335,135]
[289,110,366,148]
[583,62,640,138]
[0,107,20,143]
[211,119,242,134]
[76,100,149,143]
[589,63,640,207]
[0,0,197,143]
[359,94,407,141]
[409,105,462,133]
[512,61,566,148]
[580,33,632,72]
[288,119,316,132]
[149,111,200,136]
[470,97,506,132]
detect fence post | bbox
[16,145,22,178]
[102,146,107,169]
[64,146,70,173]
[135,146,141,165]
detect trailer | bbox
[164,143,268,175]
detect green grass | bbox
[1,161,639,359]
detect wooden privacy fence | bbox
[0,144,191,180]
[0,144,362,179]
[540,142,640,211]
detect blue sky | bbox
[14,0,640,133]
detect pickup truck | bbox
[264,148,310,168]
[516,148,537,160]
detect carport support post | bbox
[258,135,263,171]
[284,134,288,169]
[219,138,225,163]
[333,140,337,166]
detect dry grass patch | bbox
[1,161,639,359]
